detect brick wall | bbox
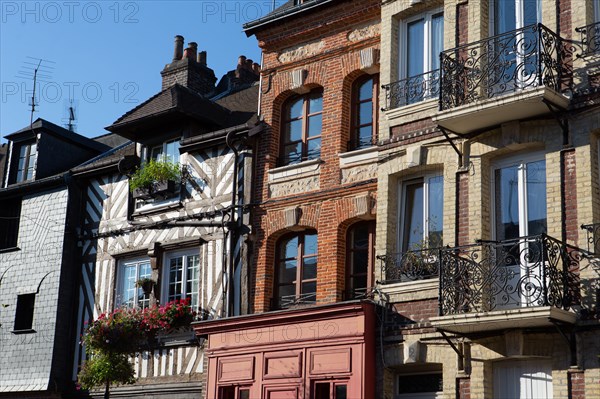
[457,377,471,399]
[568,369,585,399]
[563,149,579,244]
[249,0,380,313]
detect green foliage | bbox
[129,159,181,192]
[78,352,135,390]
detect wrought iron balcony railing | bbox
[581,222,600,255]
[273,291,316,310]
[439,24,568,110]
[382,69,440,110]
[377,247,441,284]
[438,234,581,316]
[576,21,600,56]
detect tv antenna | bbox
[63,99,78,132]
[15,57,56,128]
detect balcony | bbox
[430,234,580,334]
[377,247,440,284]
[382,70,440,111]
[576,21,600,56]
[434,24,572,134]
[581,222,600,254]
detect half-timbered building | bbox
[72,37,260,398]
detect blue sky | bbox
[0,1,285,141]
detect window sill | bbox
[11,329,36,334]
[268,158,322,183]
[133,197,181,217]
[0,246,20,254]
[339,146,378,167]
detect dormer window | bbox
[149,139,180,163]
[15,142,37,183]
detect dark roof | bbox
[0,144,7,187]
[93,132,130,148]
[243,0,337,34]
[107,84,231,132]
[5,118,109,153]
[214,83,260,126]
[71,141,137,176]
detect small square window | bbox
[14,293,36,332]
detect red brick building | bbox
[194,1,382,398]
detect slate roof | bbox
[243,0,337,34]
[5,118,109,153]
[214,83,260,127]
[71,141,137,176]
[107,84,231,132]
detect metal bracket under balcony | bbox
[431,234,581,335]
[434,24,573,134]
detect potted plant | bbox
[129,158,181,200]
[136,278,155,295]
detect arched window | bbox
[346,221,375,299]
[275,231,318,308]
[351,75,378,150]
[280,90,323,165]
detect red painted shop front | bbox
[193,301,376,399]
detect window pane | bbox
[427,176,444,247]
[309,93,323,113]
[123,265,137,307]
[282,236,299,259]
[403,182,424,250]
[307,138,321,160]
[165,140,180,163]
[283,143,302,164]
[335,385,347,399]
[301,281,316,301]
[150,145,162,161]
[307,115,322,138]
[302,256,317,280]
[358,127,373,149]
[288,98,303,119]
[359,78,373,100]
[304,234,318,255]
[186,255,200,309]
[351,251,368,275]
[169,257,184,301]
[526,160,546,236]
[494,0,516,35]
[359,102,373,125]
[495,165,519,241]
[279,260,297,284]
[431,13,444,71]
[523,0,539,26]
[284,120,303,143]
[407,19,425,77]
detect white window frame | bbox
[489,0,542,36]
[490,151,546,241]
[115,257,152,309]
[399,8,444,81]
[161,249,201,311]
[397,173,444,252]
[147,138,181,163]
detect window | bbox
[400,10,443,104]
[314,382,348,399]
[397,372,443,398]
[281,90,323,165]
[14,293,35,331]
[163,250,200,310]
[15,142,37,183]
[493,157,546,241]
[491,0,540,36]
[493,360,552,399]
[346,221,375,299]
[351,75,378,151]
[0,198,21,250]
[596,0,600,23]
[116,259,152,309]
[149,138,180,163]
[218,386,250,399]
[276,231,318,308]
[400,175,444,251]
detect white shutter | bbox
[494,360,553,399]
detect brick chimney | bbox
[161,35,217,96]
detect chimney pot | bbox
[188,42,198,62]
[173,35,184,61]
[238,55,247,66]
[245,59,253,70]
[198,51,207,66]
[253,63,261,74]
